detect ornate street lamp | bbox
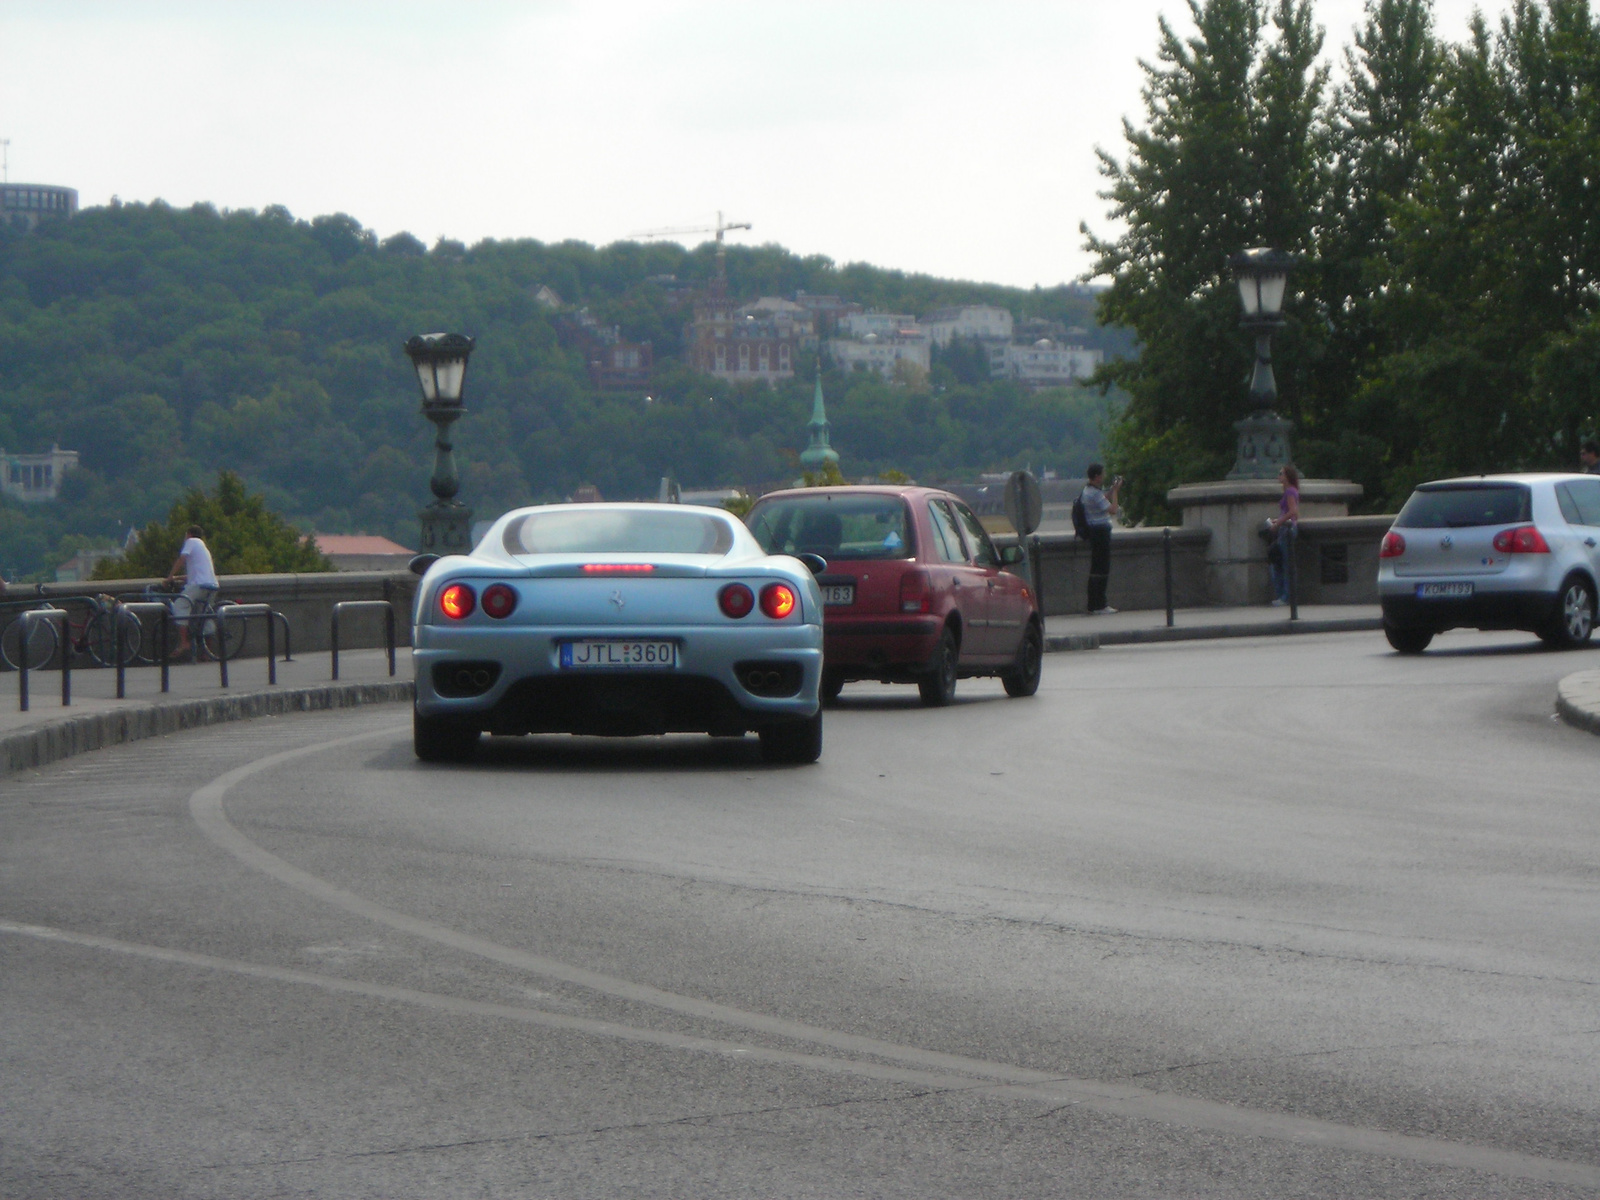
[405,331,476,554]
[1226,247,1297,479]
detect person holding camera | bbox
[1081,464,1122,615]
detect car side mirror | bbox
[409,553,440,576]
[794,552,828,576]
[999,544,1027,565]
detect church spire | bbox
[799,361,840,472]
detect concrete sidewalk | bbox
[1,648,411,774]
[1044,602,1383,651]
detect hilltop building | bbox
[1,445,78,502]
[999,340,1102,388]
[684,298,804,384]
[552,309,654,392]
[0,182,77,233]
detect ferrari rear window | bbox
[503,508,735,556]
[1395,484,1532,529]
[746,494,915,561]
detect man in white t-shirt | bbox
[165,524,219,657]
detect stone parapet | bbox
[17,572,419,657]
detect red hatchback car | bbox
[744,486,1044,705]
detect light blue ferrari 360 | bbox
[409,504,825,764]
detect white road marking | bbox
[122,722,1599,1189]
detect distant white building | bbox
[998,340,1103,388]
[921,304,1014,348]
[1,445,78,503]
[829,331,931,380]
[836,311,918,340]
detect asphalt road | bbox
[3,628,1598,1199]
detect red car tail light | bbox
[481,583,517,619]
[1380,531,1406,558]
[439,583,476,620]
[899,570,932,613]
[760,583,797,619]
[582,563,655,574]
[1492,525,1550,554]
[719,583,755,618]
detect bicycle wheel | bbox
[200,609,247,662]
[84,609,142,667]
[2,612,60,671]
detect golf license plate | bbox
[561,640,677,669]
[1416,582,1474,599]
[821,584,855,606]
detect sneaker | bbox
[1270,598,1288,607]
[1091,606,1119,615]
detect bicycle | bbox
[1,592,141,670]
[136,584,247,664]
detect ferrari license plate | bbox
[1416,582,1473,599]
[561,640,677,669]
[821,584,855,606]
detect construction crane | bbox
[629,211,751,294]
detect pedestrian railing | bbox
[330,601,397,681]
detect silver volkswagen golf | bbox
[1378,473,1600,653]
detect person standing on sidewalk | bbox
[1267,465,1300,607]
[1580,441,1600,474]
[165,524,219,657]
[1082,464,1122,615]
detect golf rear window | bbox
[747,494,915,561]
[1395,484,1531,529]
[503,508,734,555]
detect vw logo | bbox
[1440,534,1454,550]
[609,590,625,610]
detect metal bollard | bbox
[1287,524,1299,621]
[1163,526,1175,628]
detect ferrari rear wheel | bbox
[917,628,959,707]
[413,710,480,762]
[759,711,822,764]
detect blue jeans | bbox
[1268,525,1296,602]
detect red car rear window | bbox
[747,495,916,561]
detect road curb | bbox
[1555,669,1600,737]
[1046,616,1381,652]
[1,680,414,775]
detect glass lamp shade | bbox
[1230,248,1296,319]
[404,332,476,407]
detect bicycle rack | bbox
[208,604,287,687]
[330,600,397,680]
[16,608,70,712]
[113,602,173,697]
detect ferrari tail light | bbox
[1380,531,1406,558]
[719,583,755,618]
[900,570,932,613]
[1492,525,1550,554]
[481,583,517,619]
[439,583,476,620]
[760,582,797,619]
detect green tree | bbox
[1085,0,1326,521]
[94,470,333,579]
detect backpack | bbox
[1071,493,1091,540]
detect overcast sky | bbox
[3,0,1499,289]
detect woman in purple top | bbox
[1267,465,1300,606]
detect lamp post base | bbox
[419,501,474,555]
[1227,410,1294,480]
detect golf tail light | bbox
[900,570,932,613]
[481,583,517,619]
[719,583,755,618]
[1492,525,1550,554]
[439,583,476,620]
[760,582,797,619]
[1380,531,1406,558]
